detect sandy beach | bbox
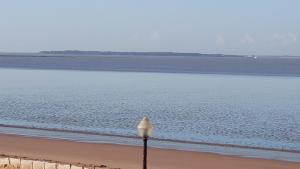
[0,134,299,169]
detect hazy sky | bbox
[0,0,299,55]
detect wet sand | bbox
[0,134,299,169]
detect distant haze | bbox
[0,0,300,56]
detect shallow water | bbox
[0,68,300,152]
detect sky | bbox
[0,0,299,55]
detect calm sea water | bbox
[0,68,300,152]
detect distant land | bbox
[0,51,300,76]
[39,50,243,57]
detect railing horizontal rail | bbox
[0,155,120,169]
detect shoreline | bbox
[0,134,300,169]
[0,126,300,163]
[0,124,299,154]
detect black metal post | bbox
[143,136,148,169]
